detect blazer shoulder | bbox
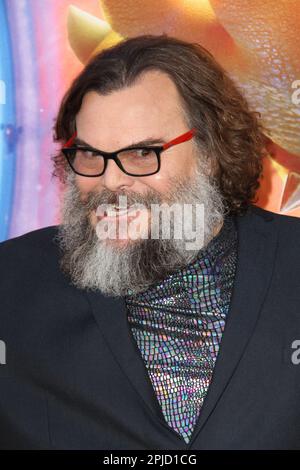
[247,205,300,257]
[249,204,300,229]
[0,225,60,265]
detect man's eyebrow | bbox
[73,136,167,149]
[126,137,167,148]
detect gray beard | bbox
[55,165,226,297]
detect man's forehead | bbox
[77,71,182,118]
[75,76,184,150]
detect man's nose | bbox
[101,158,135,191]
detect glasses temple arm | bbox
[62,128,197,152]
[62,131,77,149]
[162,128,197,150]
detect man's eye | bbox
[136,148,153,157]
[77,148,98,157]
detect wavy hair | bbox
[52,34,268,215]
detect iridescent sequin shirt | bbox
[124,216,238,444]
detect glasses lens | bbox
[117,148,159,175]
[65,147,159,176]
[68,148,105,176]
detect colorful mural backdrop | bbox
[0,0,299,242]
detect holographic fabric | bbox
[124,216,238,444]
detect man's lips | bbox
[95,206,142,221]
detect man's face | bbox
[57,70,225,296]
[75,70,198,243]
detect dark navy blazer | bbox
[0,205,300,450]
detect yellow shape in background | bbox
[66,1,300,216]
[67,5,117,63]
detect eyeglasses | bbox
[61,127,197,177]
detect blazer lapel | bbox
[187,206,279,448]
[84,287,172,428]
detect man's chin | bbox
[95,232,146,251]
[99,237,138,249]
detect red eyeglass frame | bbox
[61,127,197,177]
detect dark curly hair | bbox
[52,34,268,215]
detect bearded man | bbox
[1,34,300,450]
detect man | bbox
[0,34,300,450]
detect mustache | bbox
[79,187,172,213]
